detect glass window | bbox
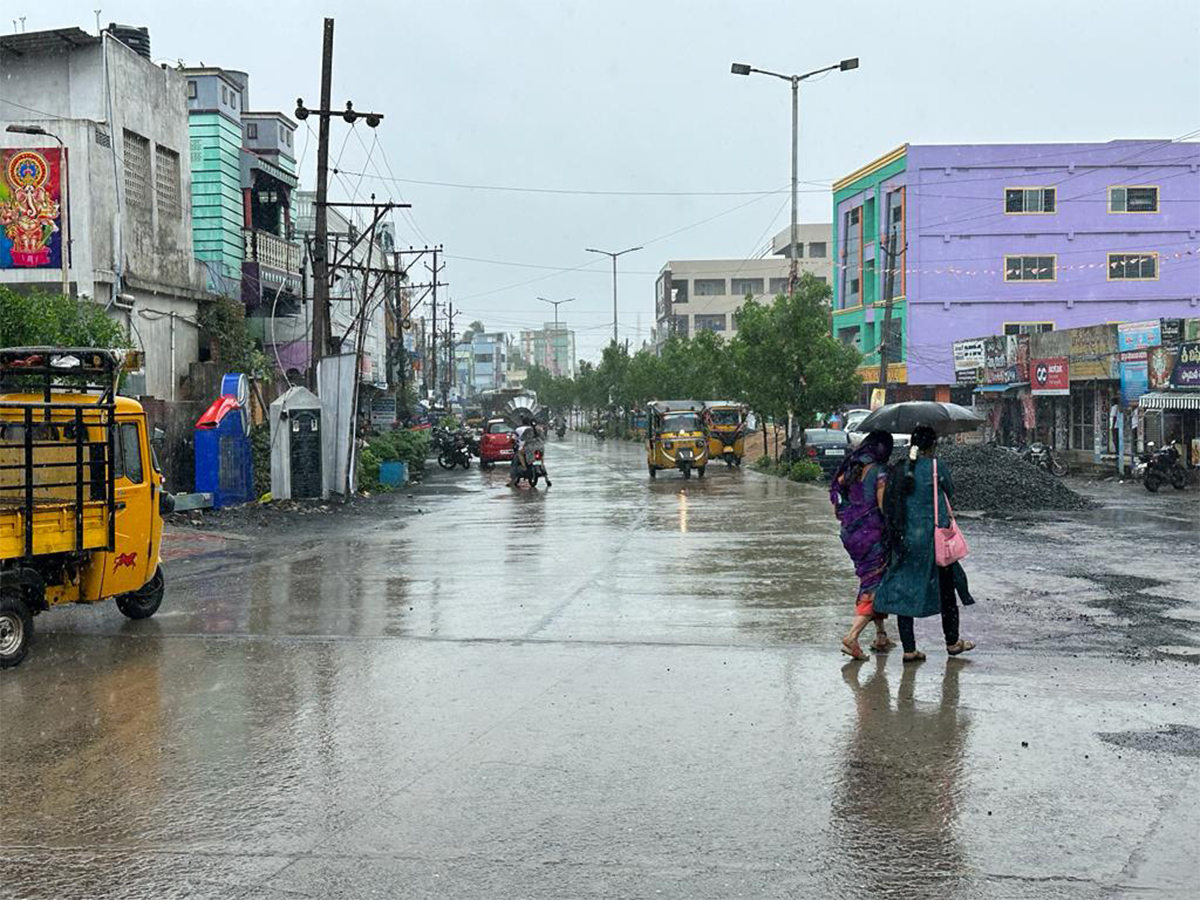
[1005,188,1056,214]
[1108,252,1158,280]
[221,85,228,104]
[730,278,764,296]
[247,122,258,140]
[808,242,827,258]
[769,277,789,295]
[1003,322,1054,336]
[114,422,144,483]
[670,279,689,304]
[187,80,197,100]
[1109,186,1158,213]
[694,313,727,332]
[693,278,726,296]
[671,314,689,337]
[1004,255,1056,281]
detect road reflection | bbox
[833,657,971,898]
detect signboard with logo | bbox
[370,396,397,428]
[1170,341,1200,388]
[1031,357,1069,395]
[0,147,65,269]
[1117,320,1162,353]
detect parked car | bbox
[801,428,852,478]
[843,408,871,433]
[847,408,908,452]
[479,417,516,468]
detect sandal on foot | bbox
[841,638,869,661]
[902,651,927,663]
[946,640,976,656]
[871,636,895,652]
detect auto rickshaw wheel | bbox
[0,593,33,669]
[116,567,165,620]
[681,466,691,479]
[698,466,706,479]
[648,465,657,479]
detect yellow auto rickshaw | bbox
[646,400,708,479]
[0,348,171,668]
[703,401,748,467]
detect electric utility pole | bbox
[296,16,384,387]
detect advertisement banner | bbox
[1015,333,1031,383]
[1120,360,1149,406]
[1069,324,1118,381]
[1031,357,1070,395]
[1117,319,1162,353]
[953,338,984,384]
[1170,341,1200,388]
[0,147,64,269]
[983,335,1009,384]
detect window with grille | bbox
[769,277,789,295]
[693,278,726,296]
[808,242,827,258]
[1004,255,1056,281]
[730,278,764,297]
[694,314,727,332]
[1109,186,1158,213]
[1005,188,1056,214]
[1108,252,1157,280]
[155,144,181,217]
[123,130,151,209]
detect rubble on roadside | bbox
[890,443,1095,513]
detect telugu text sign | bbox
[1031,357,1069,395]
[1117,320,1162,353]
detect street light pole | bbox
[6,124,69,296]
[538,296,574,375]
[731,57,858,296]
[585,246,642,346]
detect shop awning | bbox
[1137,391,1200,411]
[974,382,1028,394]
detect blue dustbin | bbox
[379,461,408,487]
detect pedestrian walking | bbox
[830,430,895,660]
[1110,400,1120,454]
[874,426,976,662]
[1130,403,1140,460]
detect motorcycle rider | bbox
[507,415,548,487]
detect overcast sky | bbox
[30,0,1200,360]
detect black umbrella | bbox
[857,401,984,436]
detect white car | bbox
[845,408,909,451]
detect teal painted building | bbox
[183,68,247,295]
[831,145,909,387]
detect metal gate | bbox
[289,410,322,499]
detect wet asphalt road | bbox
[2,432,1198,899]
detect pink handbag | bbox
[933,459,969,566]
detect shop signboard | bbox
[1014,333,1031,383]
[1117,320,1162,353]
[370,396,397,428]
[1120,359,1150,406]
[1170,341,1200,388]
[1031,357,1069,395]
[1069,323,1118,381]
[953,338,984,384]
[983,336,1009,384]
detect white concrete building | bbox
[0,27,208,400]
[654,223,832,343]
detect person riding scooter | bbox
[507,416,551,488]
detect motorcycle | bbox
[512,437,551,488]
[437,431,473,470]
[555,422,566,439]
[1138,443,1187,492]
[1022,441,1067,476]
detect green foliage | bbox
[197,295,271,380]
[357,427,431,492]
[752,455,775,472]
[438,414,460,429]
[0,286,127,348]
[250,423,272,497]
[786,460,822,483]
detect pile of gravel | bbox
[890,443,1095,513]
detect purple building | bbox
[831,141,1200,393]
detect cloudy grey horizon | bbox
[23,0,1200,362]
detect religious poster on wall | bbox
[0,147,64,269]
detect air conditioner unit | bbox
[112,292,135,311]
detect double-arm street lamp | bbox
[538,296,574,375]
[6,123,70,297]
[730,57,858,296]
[585,245,642,347]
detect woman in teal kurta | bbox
[873,426,976,662]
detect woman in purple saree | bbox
[829,430,895,660]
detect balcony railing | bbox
[246,229,300,275]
